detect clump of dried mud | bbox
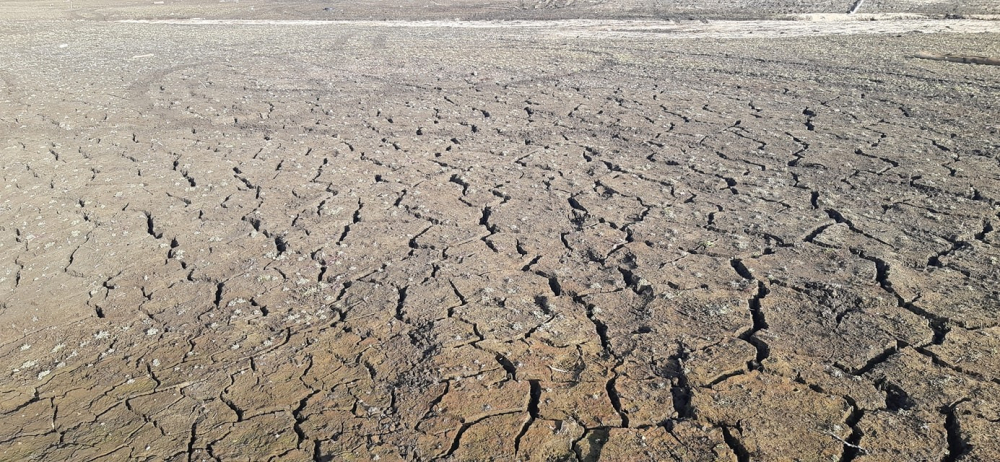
[1,2,999,461]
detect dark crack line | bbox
[442,411,520,458]
[513,380,541,454]
[731,259,770,369]
[839,341,902,376]
[825,209,894,247]
[577,295,611,352]
[606,373,629,428]
[943,399,971,462]
[838,406,867,461]
[292,390,319,449]
[722,425,751,462]
[853,251,951,343]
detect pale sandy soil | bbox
[118,15,1000,40]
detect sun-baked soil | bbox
[1,1,999,460]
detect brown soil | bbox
[1,1,999,461]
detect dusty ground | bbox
[1,1,1000,461]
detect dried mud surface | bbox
[1,7,1000,462]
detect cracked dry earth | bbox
[2,16,1000,462]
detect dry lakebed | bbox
[1,0,1000,460]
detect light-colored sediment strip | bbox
[118,16,1000,39]
[914,51,1000,65]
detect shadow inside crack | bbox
[574,427,610,462]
